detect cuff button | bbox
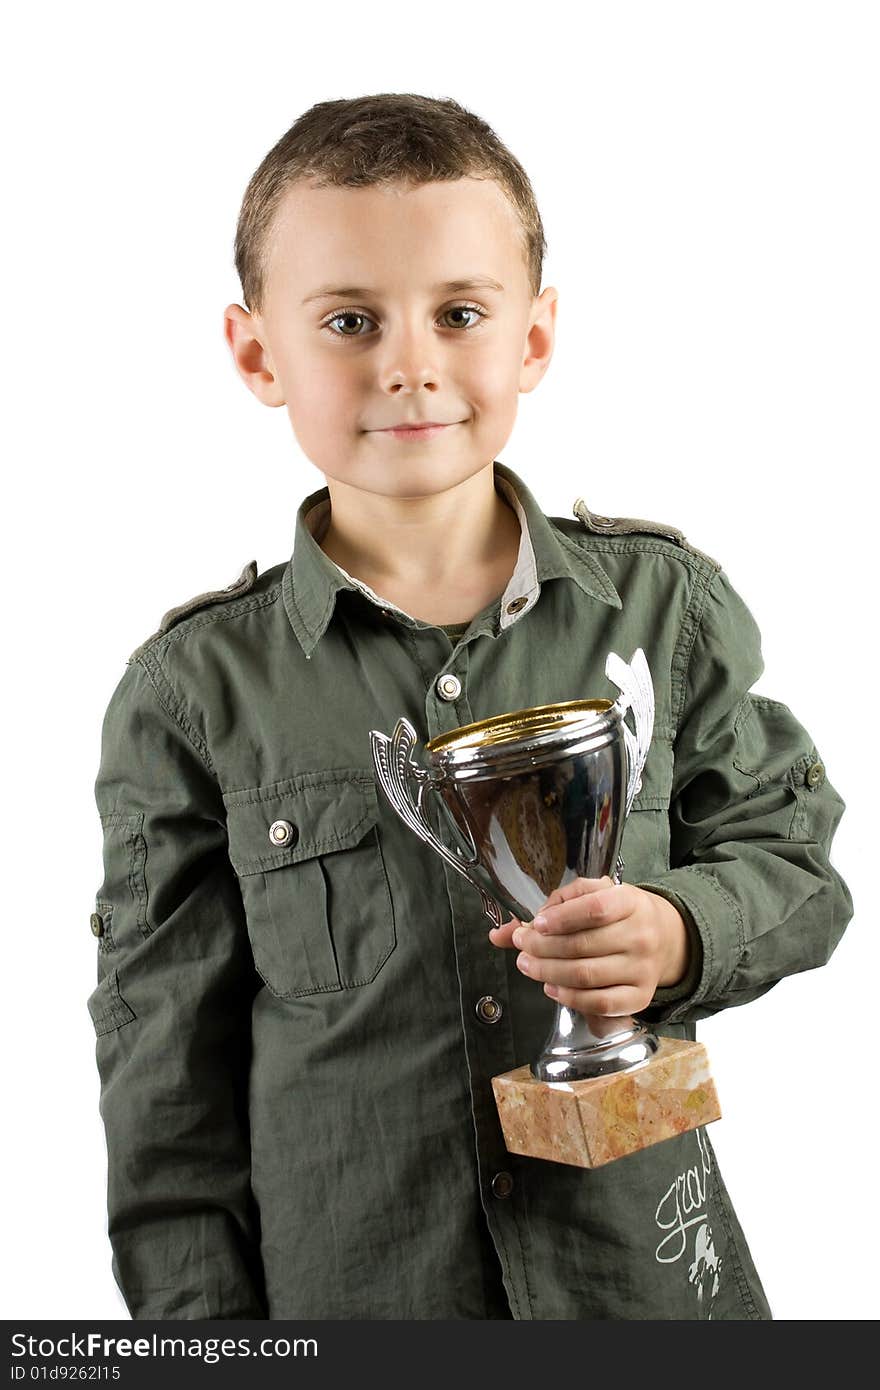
[805,761,825,789]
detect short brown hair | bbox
[233,92,547,316]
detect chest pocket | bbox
[224,768,396,999]
[619,736,674,882]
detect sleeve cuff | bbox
[632,870,740,1023]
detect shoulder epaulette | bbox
[127,559,258,664]
[572,498,720,569]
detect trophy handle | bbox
[605,648,655,881]
[369,718,504,928]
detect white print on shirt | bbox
[688,1219,722,1313]
[653,1127,722,1317]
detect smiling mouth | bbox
[373,422,462,437]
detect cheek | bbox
[468,347,518,396]
[284,359,359,435]
[465,346,524,422]
[290,352,356,407]
[470,379,519,438]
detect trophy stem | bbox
[527,852,660,1082]
[531,1003,658,1082]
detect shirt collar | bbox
[282,460,621,658]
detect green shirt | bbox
[89,460,852,1320]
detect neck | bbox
[318,462,522,624]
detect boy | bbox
[89,93,853,1321]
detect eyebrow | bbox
[301,276,505,306]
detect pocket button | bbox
[268,819,298,848]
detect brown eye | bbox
[442,305,483,329]
[322,303,486,340]
[328,311,372,337]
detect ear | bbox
[223,302,286,407]
[519,286,558,394]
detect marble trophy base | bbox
[491,1036,721,1169]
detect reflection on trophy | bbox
[370,649,721,1168]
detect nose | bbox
[379,319,441,393]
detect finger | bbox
[487,916,523,948]
[541,982,651,1018]
[532,882,635,935]
[537,875,614,912]
[513,921,632,960]
[515,950,634,993]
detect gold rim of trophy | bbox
[425,698,614,755]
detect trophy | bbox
[370,649,720,1168]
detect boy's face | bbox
[225,176,557,501]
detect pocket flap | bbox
[224,768,381,875]
[88,968,136,1037]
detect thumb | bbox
[488,915,523,947]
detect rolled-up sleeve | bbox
[634,566,854,1025]
[89,656,267,1319]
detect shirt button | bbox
[436,672,462,701]
[805,761,825,789]
[90,912,105,938]
[505,596,528,615]
[475,995,503,1024]
[268,819,298,848]
[491,1171,515,1199]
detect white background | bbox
[3,0,876,1322]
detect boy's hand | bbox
[488,876,690,1017]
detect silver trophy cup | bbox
[370,649,661,1084]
